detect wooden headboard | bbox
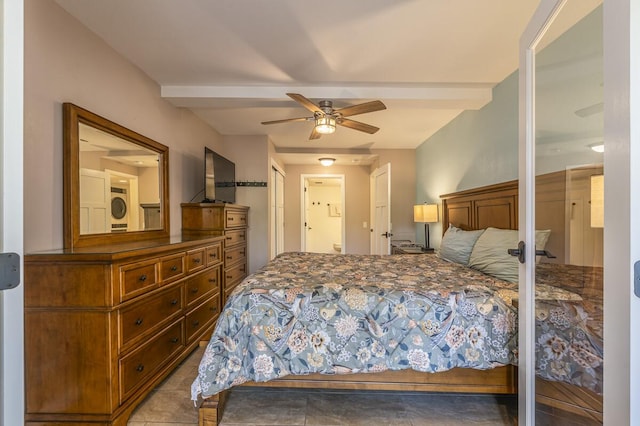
[440,180,518,232]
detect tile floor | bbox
[127,346,602,425]
[128,347,519,426]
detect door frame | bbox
[300,174,345,253]
[519,1,569,423]
[1,0,25,424]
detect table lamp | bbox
[414,204,438,252]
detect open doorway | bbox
[301,174,345,254]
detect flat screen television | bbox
[204,147,236,203]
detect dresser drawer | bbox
[224,262,247,290]
[224,229,246,247]
[224,245,246,267]
[205,242,223,267]
[119,319,184,403]
[120,286,183,348]
[186,298,219,342]
[119,259,159,301]
[186,248,206,274]
[185,267,220,307]
[225,209,247,228]
[160,253,185,283]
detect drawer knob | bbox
[171,265,178,271]
[228,217,234,221]
[226,275,232,279]
[190,287,199,294]
[170,299,179,305]
[192,320,200,327]
[135,318,143,326]
[209,253,217,258]
[139,274,147,282]
[226,236,232,240]
[210,307,218,313]
[171,337,179,344]
[136,364,144,372]
[193,258,201,264]
[226,256,233,260]
[208,278,217,283]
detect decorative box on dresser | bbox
[181,203,249,304]
[24,235,224,425]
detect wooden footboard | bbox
[198,366,516,426]
[199,390,228,426]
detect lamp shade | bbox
[319,158,335,167]
[413,204,438,223]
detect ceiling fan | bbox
[261,93,386,140]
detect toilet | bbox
[333,243,342,252]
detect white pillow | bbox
[437,225,485,265]
[468,227,551,282]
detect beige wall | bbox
[221,135,271,273]
[281,150,416,255]
[283,164,372,254]
[24,1,224,252]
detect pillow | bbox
[437,225,485,265]
[467,227,551,282]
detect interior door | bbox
[370,163,391,255]
[270,165,285,259]
[519,1,604,424]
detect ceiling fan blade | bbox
[575,102,603,117]
[335,100,386,117]
[287,93,323,114]
[309,126,322,140]
[338,118,380,134]
[261,117,310,125]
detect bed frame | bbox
[198,176,602,425]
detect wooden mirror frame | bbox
[63,103,170,249]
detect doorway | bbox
[301,174,345,254]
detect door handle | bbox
[507,241,526,264]
[508,241,556,264]
[381,232,393,238]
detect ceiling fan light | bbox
[319,158,336,167]
[315,117,336,134]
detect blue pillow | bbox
[437,225,485,265]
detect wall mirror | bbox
[63,103,170,249]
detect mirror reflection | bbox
[79,122,162,234]
[533,4,603,424]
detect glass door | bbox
[519,1,603,424]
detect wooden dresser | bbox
[24,235,224,425]
[181,203,249,303]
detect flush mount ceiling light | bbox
[319,158,336,167]
[314,116,336,135]
[589,143,604,153]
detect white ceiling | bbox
[55,0,601,165]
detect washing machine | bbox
[110,187,129,232]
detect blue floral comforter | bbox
[191,252,602,401]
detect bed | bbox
[193,176,603,425]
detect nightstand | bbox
[393,246,435,254]
[390,242,435,254]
